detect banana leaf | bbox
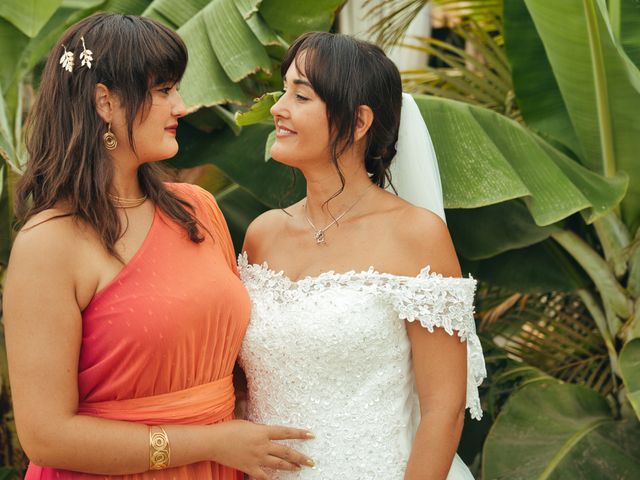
[215,183,268,252]
[462,239,589,292]
[413,95,627,225]
[259,0,344,40]
[447,200,560,260]
[102,0,150,14]
[483,380,640,479]
[522,0,640,229]
[503,0,582,156]
[0,0,61,37]
[619,0,640,68]
[619,338,640,421]
[0,19,29,91]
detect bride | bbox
[238,32,486,479]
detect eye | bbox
[295,94,308,101]
[159,87,171,94]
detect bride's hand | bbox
[209,419,314,479]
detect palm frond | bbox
[364,0,428,50]
[364,0,502,49]
[476,285,615,397]
[400,19,519,118]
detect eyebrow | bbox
[283,76,313,88]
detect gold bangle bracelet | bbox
[149,425,170,470]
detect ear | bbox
[354,105,374,143]
[95,83,115,123]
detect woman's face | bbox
[112,83,186,163]
[270,56,331,168]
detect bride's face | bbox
[269,56,332,168]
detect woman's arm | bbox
[3,220,312,480]
[404,325,467,480]
[400,208,468,480]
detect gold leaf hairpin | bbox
[59,44,74,72]
[80,36,93,69]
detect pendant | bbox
[314,230,326,245]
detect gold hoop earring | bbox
[103,123,117,151]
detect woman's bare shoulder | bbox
[243,204,299,262]
[388,200,461,277]
[11,209,88,268]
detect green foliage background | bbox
[0,0,639,478]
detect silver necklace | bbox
[303,183,375,245]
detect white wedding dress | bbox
[238,253,486,479]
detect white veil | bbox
[387,93,446,222]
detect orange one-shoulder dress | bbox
[25,183,249,480]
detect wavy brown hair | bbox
[16,12,204,259]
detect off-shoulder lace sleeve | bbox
[390,270,486,420]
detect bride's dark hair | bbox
[17,12,204,260]
[280,32,403,195]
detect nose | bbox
[172,90,187,118]
[270,94,288,119]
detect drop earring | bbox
[103,123,117,150]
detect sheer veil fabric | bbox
[387,93,446,222]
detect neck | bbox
[302,151,374,224]
[111,156,144,199]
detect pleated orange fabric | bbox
[25,183,249,480]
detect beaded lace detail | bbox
[238,253,485,478]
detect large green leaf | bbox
[4,1,106,92]
[170,122,305,207]
[259,0,344,40]
[0,166,13,266]
[619,0,640,68]
[503,0,582,156]
[525,0,640,229]
[215,183,268,253]
[142,0,210,26]
[462,239,589,292]
[0,18,28,91]
[102,0,151,14]
[0,0,61,37]
[204,0,271,82]
[0,467,18,480]
[620,338,640,420]
[414,95,627,225]
[174,0,280,108]
[483,380,640,479]
[0,86,16,169]
[145,0,272,82]
[447,200,560,260]
[177,11,249,108]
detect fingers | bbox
[269,443,315,469]
[268,425,314,441]
[247,467,270,480]
[263,455,303,472]
[247,454,306,480]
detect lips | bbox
[165,124,178,135]
[275,122,296,138]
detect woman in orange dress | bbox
[2,13,313,480]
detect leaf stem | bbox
[608,0,621,43]
[583,0,616,177]
[552,230,631,318]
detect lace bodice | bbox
[238,253,486,479]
